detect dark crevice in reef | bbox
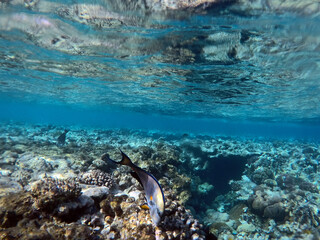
[201,155,248,196]
[179,143,249,214]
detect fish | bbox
[102,150,165,226]
[57,129,69,145]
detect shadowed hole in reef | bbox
[192,155,248,214]
[202,155,248,196]
[180,143,248,214]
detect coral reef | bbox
[31,176,82,212]
[1,123,320,239]
[0,178,208,240]
[99,189,206,240]
[78,169,114,188]
[0,192,35,229]
[247,188,286,221]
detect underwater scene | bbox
[0,0,320,239]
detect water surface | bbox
[0,2,319,135]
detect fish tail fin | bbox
[119,149,134,166]
[101,153,115,163]
[101,149,133,167]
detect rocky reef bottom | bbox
[0,122,320,239]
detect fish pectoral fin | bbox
[140,204,149,210]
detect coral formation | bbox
[0,192,34,229]
[99,189,206,240]
[248,188,286,221]
[31,176,82,212]
[276,174,318,193]
[1,123,320,239]
[78,169,114,188]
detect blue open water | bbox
[1,99,320,140]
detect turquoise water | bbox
[1,2,320,239]
[1,99,320,140]
[0,3,320,137]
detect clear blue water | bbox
[1,2,320,238]
[1,99,320,140]
[0,1,320,139]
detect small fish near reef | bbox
[102,150,165,226]
[57,129,69,145]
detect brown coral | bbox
[78,169,114,188]
[0,192,35,228]
[31,176,82,211]
[248,188,286,221]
